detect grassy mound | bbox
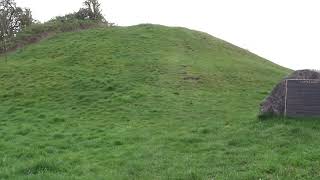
[1,24,318,179]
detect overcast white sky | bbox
[16,0,320,70]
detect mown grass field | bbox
[1,24,319,179]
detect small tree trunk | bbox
[3,37,8,63]
[1,24,8,63]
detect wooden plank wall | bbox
[286,79,320,117]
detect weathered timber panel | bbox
[286,79,320,117]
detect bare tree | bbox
[0,0,33,59]
[0,0,20,38]
[83,0,105,22]
[19,8,33,28]
[0,0,17,61]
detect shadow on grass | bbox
[258,112,320,121]
[260,116,320,122]
[257,114,320,130]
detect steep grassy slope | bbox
[1,24,319,179]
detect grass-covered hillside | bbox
[1,24,319,179]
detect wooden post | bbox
[284,79,288,117]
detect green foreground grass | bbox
[1,24,319,179]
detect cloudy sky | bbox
[16,0,320,70]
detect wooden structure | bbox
[285,79,320,117]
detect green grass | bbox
[1,24,319,179]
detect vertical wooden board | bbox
[286,79,320,117]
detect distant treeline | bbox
[0,0,113,55]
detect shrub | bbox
[0,19,108,54]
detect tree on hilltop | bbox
[84,0,103,21]
[0,0,33,38]
[79,0,105,22]
[0,0,33,59]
